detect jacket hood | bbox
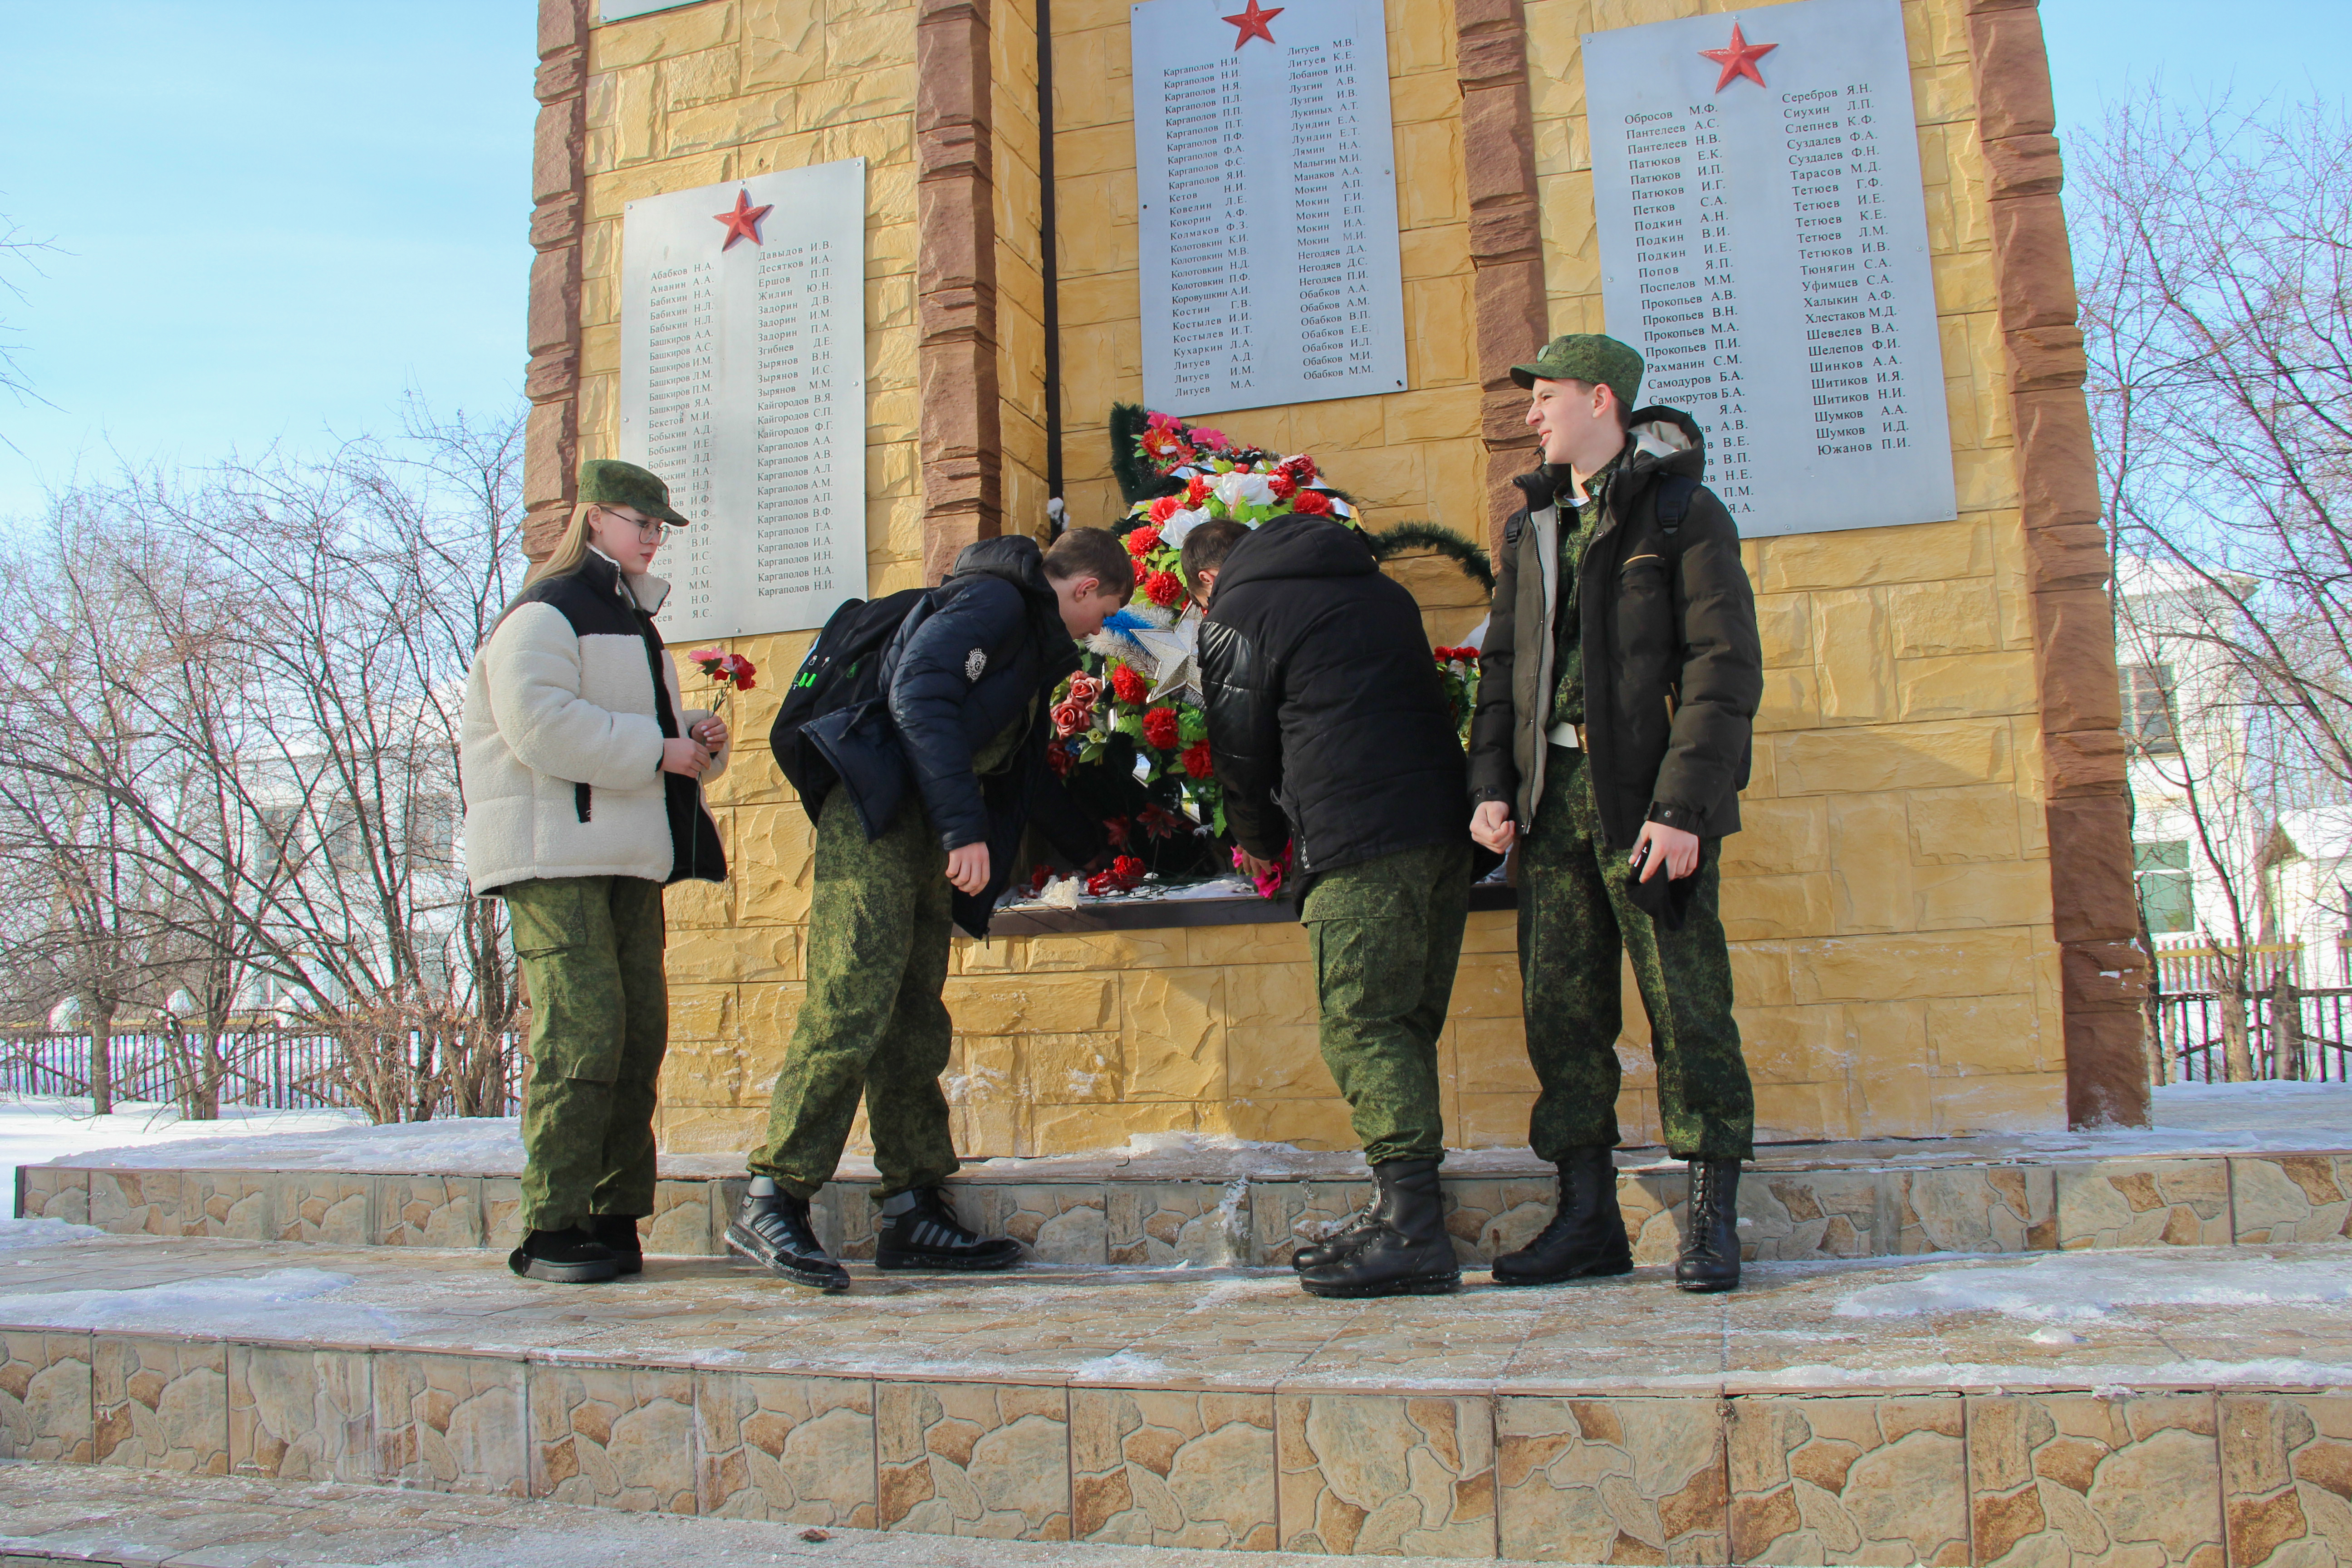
[949,534,1055,606]
[1214,515,1377,597]
[1510,403,1707,509]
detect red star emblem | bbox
[1222,0,1281,49]
[1698,22,1777,92]
[713,188,772,250]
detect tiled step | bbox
[20,1137,2352,1267]
[0,1227,2347,1562]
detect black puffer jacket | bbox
[811,536,1104,937]
[1197,516,1470,879]
[1468,407,1761,848]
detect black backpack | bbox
[768,587,931,803]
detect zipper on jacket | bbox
[575,782,593,823]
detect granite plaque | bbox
[1584,0,1956,537]
[1132,0,1409,415]
[618,159,867,640]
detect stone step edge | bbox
[22,1148,2352,1268]
[0,1318,2336,1561]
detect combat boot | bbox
[1298,1158,1460,1299]
[725,1178,850,1293]
[588,1214,644,1277]
[875,1187,1023,1271]
[1292,1188,1380,1272]
[1675,1159,1742,1293]
[508,1226,621,1284]
[1491,1146,1632,1285]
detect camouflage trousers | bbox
[505,875,669,1232]
[1518,746,1753,1161]
[1301,840,1474,1166]
[750,787,960,1201]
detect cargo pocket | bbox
[506,879,588,960]
[507,881,624,1085]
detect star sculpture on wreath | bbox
[1223,0,1281,49]
[1698,21,1777,92]
[714,188,772,251]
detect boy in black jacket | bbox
[727,530,1132,1290]
[1186,515,1476,1299]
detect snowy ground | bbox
[13,1076,2352,1185]
[0,1094,359,1199]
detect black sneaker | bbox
[874,1187,1022,1272]
[588,1214,644,1276]
[724,1179,850,1293]
[508,1226,621,1284]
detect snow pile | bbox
[24,1108,519,1176]
[1838,1250,2352,1323]
[0,1095,362,1194]
[0,1218,101,1251]
[0,1267,397,1341]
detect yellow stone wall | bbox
[577,0,2067,1158]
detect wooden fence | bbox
[2149,941,2352,1083]
[0,1028,524,1116]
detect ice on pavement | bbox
[0,1219,101,1250]
[1837,1249,2352,1322]
[0,1267,396,1340]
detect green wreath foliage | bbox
[1364,521,1495,593]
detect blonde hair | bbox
[526,501,603,586]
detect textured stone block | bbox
[877,1382,1071,1539]
[1729,1395,1966,1565]
[529,1362,697,1512]
[373,1352,526,1495]
[1277,1392,1496,1557]
[229,1345,372,1482]
[2219,1394,2352,1568]
[1499,1395,1726,1564]
[1108,1181,1250,1267]
[277,1173,372,1245]
[2055,1159,2231,1250]
[2230,1157,2352,1245]
[1968,1392,2223,1568]
[95,1336,227,1474]
[376,1177,485,1249]
[88,1171,183,1237]
[1072,1388,1276,1550]
[16,1168,87,1225]
[1899,1162,2054,1253]
[0,1331,91,1463]
[642,1180,714,1256]
[981,1185,1108,1265]
[697,1371,876,1525]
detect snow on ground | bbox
[0,1218,100,1250]
[1836,1249,2352,1322]
[0,1266,389,1340]
[0,1094,362,1195]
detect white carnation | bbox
[1161,507,1210,547]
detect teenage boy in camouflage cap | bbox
[1467,333,1764,1293]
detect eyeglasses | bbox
[599,506,678,542]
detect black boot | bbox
[1491,1147,1632,1286]
[1675,1159,1742,1293]
[588,1214,644,1277]
[1292,1188,1380,1272]
[507,1225,620,1284]
[725,1178,850,1293]
[876,1187,1023,1271]
[1298,1158,1461,1299]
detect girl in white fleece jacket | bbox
[460,460,731,1284]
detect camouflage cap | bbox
[578,459,691,526]
[1509,333,1645,411]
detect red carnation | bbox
[1147,495,1181,525]
[1291,489,1333,516]
[1028,864,1055,894]
[1186,475,1213,505]
[1267,472,1298,499]
[1110,663,1149,706]
[1086,854,1148,896]
[1127,524,1164,558]
[1283,455,1319,483]
[1143,706,1181,750]
[1143,569,1186,608]
[1181,739,1215,779]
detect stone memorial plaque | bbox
[1131,0,1408,415]
[1584,0,1955,538]
[618,159,867,641]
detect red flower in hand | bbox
[1181,739,1214,779]
[1110,663,1149,706]
[1143,570,1186,608]
[1290,489,1333,517]
[1142,707,1181,750]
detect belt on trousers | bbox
[1545,721,1586,750]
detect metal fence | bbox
[2149,940,2352,1083]
[0,1028,524,1115]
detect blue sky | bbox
[0,0,2344,521]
